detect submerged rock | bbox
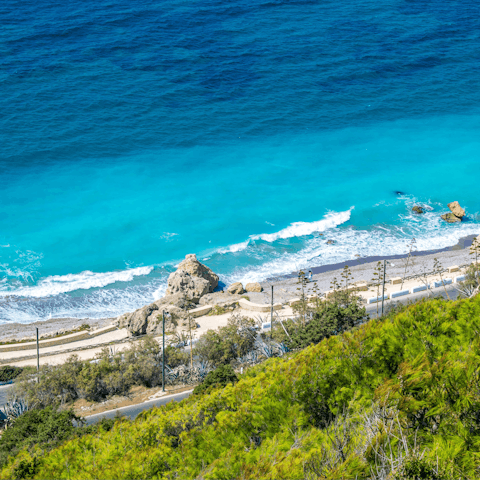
[441,212,462,224]
[448,201,465,219]
[227,282,244,294]
[412,205,424,214]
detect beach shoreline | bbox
[0,233,478,343]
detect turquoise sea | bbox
[1,0,480,323]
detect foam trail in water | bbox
[219,209,353,253]
[0,266,153,298]
[221,205,480,285]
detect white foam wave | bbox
[222,207,480,285]
[0,266,154,298]
[253,208,353,242]
[219,209,353,254]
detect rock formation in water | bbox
[441,201,465,223]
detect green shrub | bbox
[194,314,256,365]
[0,366,24,383]
[12,336,165,407]
[208,305,228,316]
[0,407,80,467]
[12,457,39,480]
[5,296,480,479]
[193,364,238,395]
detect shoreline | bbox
[0,233,478,342]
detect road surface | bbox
[0,384,13,408]
[83,389,192,425]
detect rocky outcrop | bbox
[448,201,465,219]
[165,254,219,302]
[441,201,466,223]
[441,212,462,223]
[412,206,424,214]
[227,282,244,294]
[119,254,221,336]
[198,292,244,308]
[118,299,184,337]
[118,304,159,336]
[245,282,263,293]
[165,271,210,303]
[153,292,191,309]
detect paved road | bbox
[365,284,460,318]
[83,390,192,425]
[0,384,13,408]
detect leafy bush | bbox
[0,407,80,468]
[194,314,256,365]
[13,336,165,407]
[193,364,238,395]
[0,366,24,383]
[3,296,480,479]
[207,305,228,316]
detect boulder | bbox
[448,201,465,218]
[245,282,263,293]
[145,306,182,335]
[165,270,210,303]
[227,282,244,294]
[412,205,424,214]
[198,292,243,308]
[326,239,336,245]
[119,304,159,336]
[441,212,461,224]
[165,254,219,301]
[119,300,188,337]
[167,254,218,291]
[153,292,192,309]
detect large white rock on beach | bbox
[448,201,465,218]
[165,254,219,302]
[245,282,263,293]
[227,282,244,294]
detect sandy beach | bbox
[0,234,477,345]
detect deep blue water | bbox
[1,0,480,322]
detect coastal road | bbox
[365,284,460,318]
[0,384,13,408]
[83,390,192,425]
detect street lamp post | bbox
[36,327,40,383]
[162,311,166,392]
[381,260,386,316]
[270,285,274,339]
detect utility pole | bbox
[270,285,274,339]
[381,260,386,316]
[162,311,165,392]
[36,327,40,383]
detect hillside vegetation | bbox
[3,295,480,479]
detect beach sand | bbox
[0,234,477,343]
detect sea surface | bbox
[1,0,480,323]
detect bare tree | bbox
[433,257,450,300]
[400,237,417,290]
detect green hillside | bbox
[3,295,480,479]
